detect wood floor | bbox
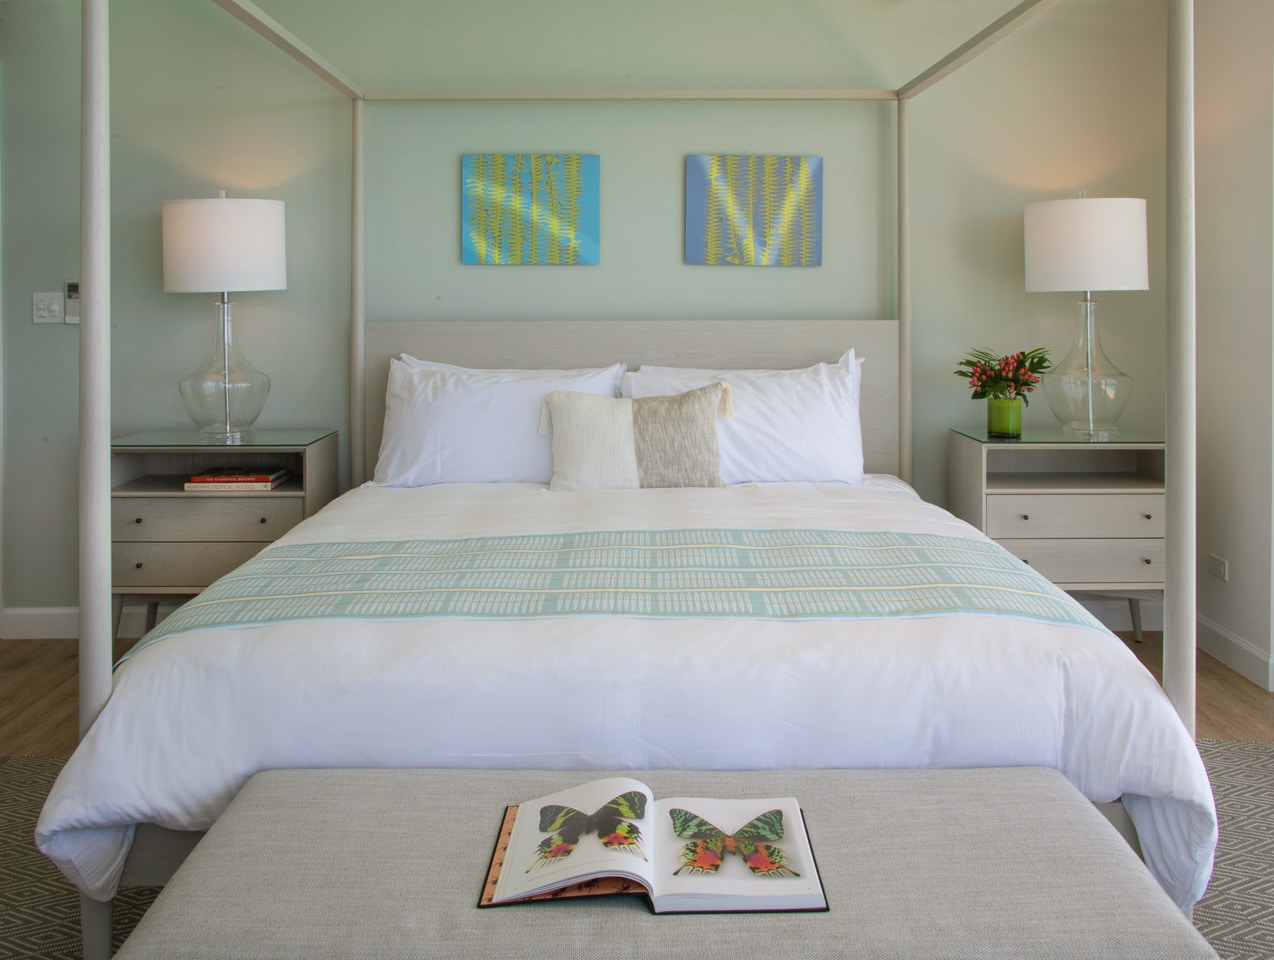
[1,632,1272,756]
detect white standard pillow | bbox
[620,350,864,484]
[372,358,627,486]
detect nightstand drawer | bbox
[112,497,303,542]
[986,494,1164,539]
[112,542,265,588]
[998,538,1165,584]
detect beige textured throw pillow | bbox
[539,383,732,490]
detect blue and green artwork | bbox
[685,154,822,266]
[462,153,600,265]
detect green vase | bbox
[986,397,1023,439]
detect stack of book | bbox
[184,467,290,492]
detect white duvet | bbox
[37,478,1217,910]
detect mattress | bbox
[36,477,1217,910]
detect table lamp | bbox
[162,193,287,443]
[1024,196,1148,440]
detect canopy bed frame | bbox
[75,1,1200,954]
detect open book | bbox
[479,776,827,914]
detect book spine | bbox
[183,480,281,491]
[187,474,284,483]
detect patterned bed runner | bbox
[121,528,1105,663]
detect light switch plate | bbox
[33,292,64,323]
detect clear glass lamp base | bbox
[1042,298,1132,442]
[179,302,270,445]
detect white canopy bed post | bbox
[79,0,113,738]
[896,96,913,485]
[1164,0,1198,735]
[351,97,367,486]
[79,1,115,954]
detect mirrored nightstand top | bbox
[112,429,336,449]
[950,427,1164,446]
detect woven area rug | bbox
[2,744,1271,959]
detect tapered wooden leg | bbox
[1128,598,1144,644]
[81,894,113,960]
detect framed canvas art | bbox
[462,153,600,265]
[685,155,822,266]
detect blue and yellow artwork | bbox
[462,153,600,265]
[685,154,822,266]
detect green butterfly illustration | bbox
[668,808,800,877]
[528,791,648,870]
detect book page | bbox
[492,776,655,903]
[650,796,825,908]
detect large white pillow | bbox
[372,358,627,486]
[621,350,864,484]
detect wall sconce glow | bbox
[162,193,287,443]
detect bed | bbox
[66,5,1208,954]
[38,335,1217,920]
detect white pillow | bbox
[372,358,627,486]
[620,350,864,484]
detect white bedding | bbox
[37,478,1216,910]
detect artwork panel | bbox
[684,154,822,267]
[462,153,600,266]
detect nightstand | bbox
[110,429,339,638]
[947,427,1165,641]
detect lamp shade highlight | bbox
[162,198,287,293]
[1024,197,1148,293]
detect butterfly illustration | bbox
[668,808,800,877]
[527,791,648,870]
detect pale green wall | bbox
[366,100,895,324]
[1,0,1172,621]
[1196,0,1274,687]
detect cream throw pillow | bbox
[540,383,732,490]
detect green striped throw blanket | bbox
[122,528,1105,663]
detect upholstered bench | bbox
[114,767,1216,960]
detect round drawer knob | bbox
[259,517,268,524]
[1021,514,1030,521]
[134,517,143,524]
[1143,558,1153,564]
[1144,514,1153,520]
[135,562,143,569]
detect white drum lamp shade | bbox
[1024,197,1148,441]
[1025,197,1148,293]
[162,199,287,293]
[162,196,287,443]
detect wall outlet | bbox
[1207,554,1230,582]
[32,292,64,323]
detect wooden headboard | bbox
[362,319,900,479]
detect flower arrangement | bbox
[954,347,1052,405]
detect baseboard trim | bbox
[0,607,79,640]
[1,601,186,641]
[1198,615,1274,692]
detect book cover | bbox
[182,474,288,492]
[478,776,827,914]
[188,466,289,484]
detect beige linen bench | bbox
[114,767,1216,960]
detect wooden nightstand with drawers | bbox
[947,427,1165,640]
[110,429,338,639]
